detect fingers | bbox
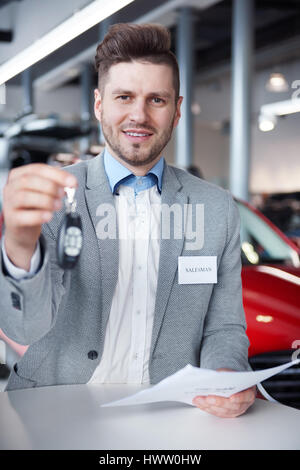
[192,397,249,418]
[205,403,251,418]
[9,174,66,200]
[2,163,78,258]
[193,400,250,418]
[9,190,62,212]
[7,163,77,189]
[192,387,256,418]
[8,209,54,227]
[3,163,78,224]
[228,386,256,405]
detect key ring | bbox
[64,187,77,213]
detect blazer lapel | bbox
[84,153,119,332]
[150,164,188,358]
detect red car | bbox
[1,202,300,408]
[237,199,300,409]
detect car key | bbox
[56,187,83,269]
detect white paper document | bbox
[102,359,300,407]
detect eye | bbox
[150,97,167,106]
[151,97,165,104]
[117,95,131,102]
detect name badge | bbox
[178,256,217,284]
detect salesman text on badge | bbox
[178,256,217,284]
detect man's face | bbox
[94,60,182,172]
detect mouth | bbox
[122,129,154,142]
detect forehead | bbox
[105,60,175,95]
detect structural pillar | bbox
[175,7,195,169]
[79,63,93,154]
[229,0,254,201]
[97,18,112,145]
[21,68,33,115]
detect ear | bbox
[173,96,183,128]
[94,88,102,122]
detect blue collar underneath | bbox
[103,148,164,195]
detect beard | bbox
[100,112,176,168]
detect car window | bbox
[236,200,298,266]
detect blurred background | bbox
[0,0,300,237]
[0,0,299,408]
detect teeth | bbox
[125,132,150,137]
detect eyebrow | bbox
[148,91,172,99]
[111,89,132,95]
[111,88,172,99]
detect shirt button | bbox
[134,353,138,360]
[88,350,98,360]
[136,310,141,315]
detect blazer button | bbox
[11,292,21,310]
[88,350,98,360]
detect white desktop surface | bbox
[0,383,299,450]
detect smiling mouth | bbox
[122,130,153,137]
[122,130,154,142]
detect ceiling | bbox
[1,0,300,88]
[189,0,300,82]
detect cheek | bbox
[158,112,176,131]
[156,106,177,127]
[102,107,126,128]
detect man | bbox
[0,23,255,418]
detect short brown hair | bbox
[94,23,180,102]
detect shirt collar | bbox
[103,147,164,194]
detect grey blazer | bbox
[0,153,250,391]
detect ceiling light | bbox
[261,99,300,117]
[266,72,289,93]
[191,102,201,115]
[258,96,300,132]
[258,113,277,132]
[0,0,135,86]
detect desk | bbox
[0,384,299,450]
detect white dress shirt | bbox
[88,183,161,384]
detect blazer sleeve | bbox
[0,222,66,345]
[199,192,251,371]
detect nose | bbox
[128,98,148,123]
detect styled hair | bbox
[94,23,180,102]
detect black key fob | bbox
[56,187,83,269]
[57,212,83,269]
